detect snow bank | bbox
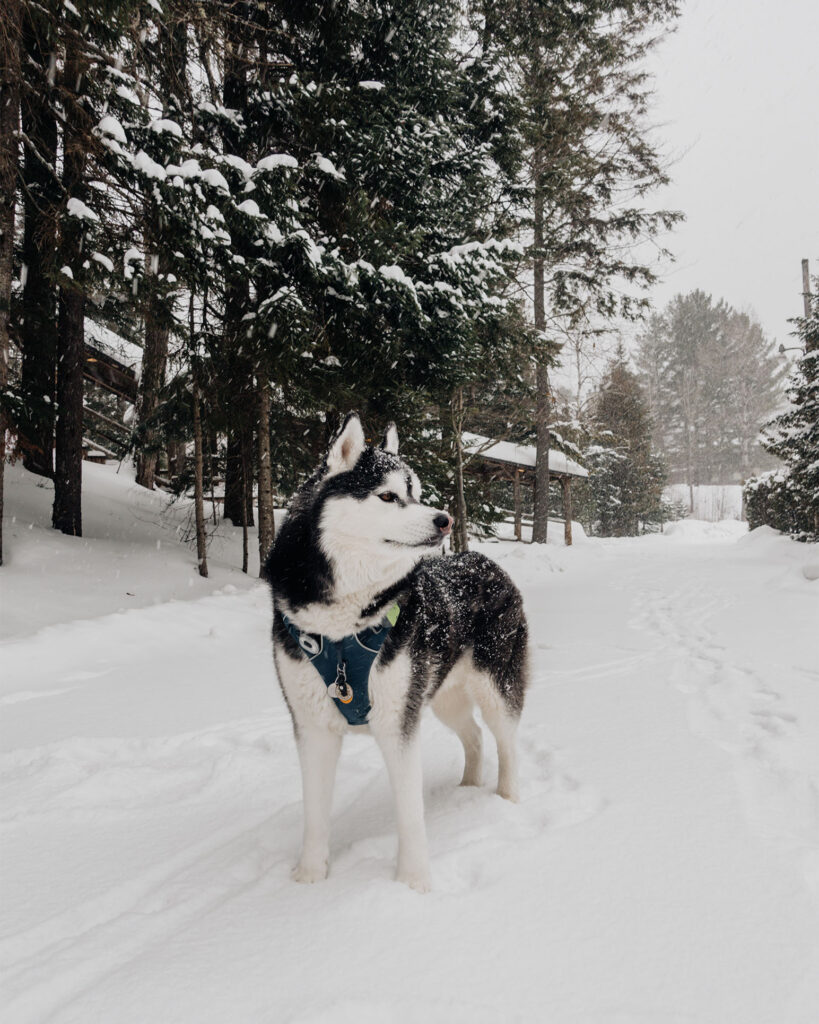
[662,518,749,542]
[0,462,259,640]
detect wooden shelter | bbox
[463,433,588,545]
[83,342,137,402]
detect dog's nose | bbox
[433,513,452,535]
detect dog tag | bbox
[328,663,354,704]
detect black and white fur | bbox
[265,413,529,891]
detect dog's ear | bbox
[379,421,399,455]
[325,412,366,477]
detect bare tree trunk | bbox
[19,7,58,478]
[531,144,550,544]
[257,379,274,575]
[192,375,208,578]
[561,475,573,547]
[450,388,469,553]
[0,0,22,565]
[52,36,87,536]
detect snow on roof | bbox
[85,320,142,371]
[463,432,588,478]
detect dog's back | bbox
[377,552,529,739]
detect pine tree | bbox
[479,0,682,542]
[747,284,819,540]
[635,290,784,495]
[584,345,667,536]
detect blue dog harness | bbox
[281,605,401,726]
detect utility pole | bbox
[802,259,816,356]
[802,259,811,320]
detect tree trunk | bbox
[241,425,254,526]
[192,376,208,578]
[450,388,469,552]
[221,20,253,529]
[135,14,185,490]
[19,7,58,477]
[0,0,22,565]
[241,435,249,575]
[135,264,168,490]
[531,144,550,544]
[257,379,274,574]
[223,429,243,523]
[52,36,87,536]
[561,475,573,547]
[167,438,185,479]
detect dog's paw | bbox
[292,859,329,884]
[496,785,520,803]
[459,770,483,787]
[396,866,432,893]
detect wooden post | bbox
[513,469,522,541]
[561,475,573,546]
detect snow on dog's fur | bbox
[265,413,529,891]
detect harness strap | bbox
[281,605,400,726]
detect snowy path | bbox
[2,530,818,1023]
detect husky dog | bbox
[265,413,528,891]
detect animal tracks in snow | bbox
[630,576,819,899]
[424,722,603,894]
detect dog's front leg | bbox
[372,724,431,892]
[293,726,342,883]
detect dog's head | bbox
[312,412,452,558]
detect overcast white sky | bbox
[643,0,819,344]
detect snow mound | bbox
[0,461,259,641]
[736,526,819,581]
[662,518,748,542]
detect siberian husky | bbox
[264,413,529,891]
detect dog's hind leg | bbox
[292,726,343,883]
[431,684,483,787]
[473,679,521,803]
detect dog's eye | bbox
[378,492,398,503]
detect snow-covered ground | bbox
[2,464,819,1023]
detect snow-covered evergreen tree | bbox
[746,285,819,540]
[635,290,784,487]
[582,345,667,536]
